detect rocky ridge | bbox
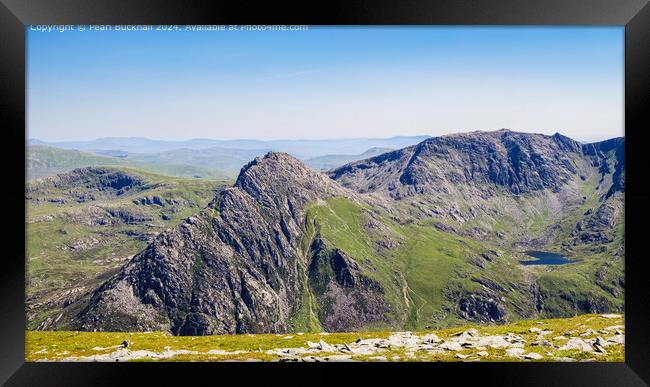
[71,153,391,334]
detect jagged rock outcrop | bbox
[330,130,585,198]
[70,152,376,334]
[308,239,391,331]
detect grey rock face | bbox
[582,137,625,198]
[330,130,584,198]
[458,293,507,323]
[72,152,359,334]
[308,239,391,331]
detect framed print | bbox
[1,0,649,385]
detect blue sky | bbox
[27,26,624,142]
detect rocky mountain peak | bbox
[70,152,361,335]
[230,151,351,211]
[330,130,586,197]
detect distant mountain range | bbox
[29,136,430,158]
[32,129,624,335]
[27,136,428,180]
[27,145,236,181]
[304,147,394,171]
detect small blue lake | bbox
[519,251,575,266]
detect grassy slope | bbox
[26,167,231,329]
[303,198,520,330]
[27,145,235,180]
[26,314,624,362]
[300,194,622,331]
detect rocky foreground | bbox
[26,314,624,362]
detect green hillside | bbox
[26,166,232,330]
[300,196,623,332]
[27,145,235,180]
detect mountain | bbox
[331,130,624,250]
[124,147,271,174]
[27,145,234,180]
[27,137,226,154]
[89,146,398,176]
[29,136,430,159]
[305,147,393,171]
[67,153,362,334]
[50,130,624,334]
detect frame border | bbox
[1,0,648,385]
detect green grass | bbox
[26,314,624,362]
[305,198,532,330]
[28,145,235,180]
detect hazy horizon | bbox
[28,128,623,145]
[28,26,624,143]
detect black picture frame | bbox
[1,0,649,385]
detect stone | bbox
[438,341,464,351]
[476,351,489,357]
[606,335,625,345]
[422,333,442,344]
[475,336,512,349]
[505,348,525,358]
[559,338,594,352]
[455,353,469,359]
[387,332,419,348]
[529,327,542,333]
[504,333,525,343]
[318,340,336,352]
[523,352,543,360]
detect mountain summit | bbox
[331,130,587,197]
[73,152,369,334]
